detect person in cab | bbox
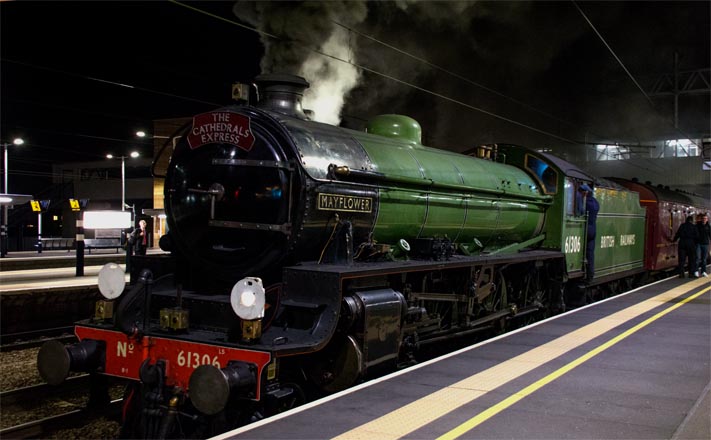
[579,183,599,281]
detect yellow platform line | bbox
[438,284,710,440]
[333,279,709,440]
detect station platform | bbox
[0,248,130,260]
[215,276,710,440]
[0,249,166,336]
[0,249,164,292]
[0,263,127,292]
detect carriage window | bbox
[525,155,557,194]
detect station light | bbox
[83,210,132,229]
[1,137,26,257]
[106,152,140,211]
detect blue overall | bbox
[585,196,599,281]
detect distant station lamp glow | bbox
[0,195,33,205]
[2,137,25,192]
[84,211,132,229]
[106,151,140,211]
[664,139,697,157]
[136,130,181,149]
[1,137,26,257]
[595,144,631,161]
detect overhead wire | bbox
[6,124,146,148]
[338,13,700,166]
[332,19,581,130]
[172,1,680,167]
[571,2,655,108]
[3,2,691,173]
[169,0,579,145]
[171,1,668,166]
[4,139,113,160]
[320,49,581,145]
[9,159,149,180]
[334,9,700,167]
[329,18,629,160]
[5,97,153,126]
[2,58,223,107]
[1,2,627,162]
[1,59,206,154]
[571,0,701,151]
[6,169,57,179]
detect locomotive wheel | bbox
[308,335,363,394]
[271,382,306,415]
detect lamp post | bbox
[136,130,181,149]
[107,151,139,274]
[106,151,139,211]
[1,138,25,257]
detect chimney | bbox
[254,74,310,120]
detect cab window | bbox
[564,178,575,215]
[571,179,587,217]
[525,155,557,194]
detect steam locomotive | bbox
[37,74,709,438]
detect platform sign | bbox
[83,210,131,229]
[31,200,50,212]
[69,199,81,211]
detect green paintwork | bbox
[366,114,422,145]
[375,189,427,239]
[349,127,549,252]
[489,235,545,255]
[561,178,586,274]
[495,144,646,279]
[563,217,586,273]
[590,187,646,279]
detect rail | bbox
[0,326,77,352]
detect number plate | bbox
[75,326,271,400]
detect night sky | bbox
[1,1,709,196]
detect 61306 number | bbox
[176,350,221,369]
[564,235,581,253]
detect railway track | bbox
[1,287,100,337]
[1,374,92,404]
[0,326,77,352]
[0,398,123,439]
[0,374,127,439]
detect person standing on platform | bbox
[673,215,698,278]
[695,213,710,277]
[133,219,148,256]
[579,183,599,281]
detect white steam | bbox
[233,1,366,126]
[300,27,360,125]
